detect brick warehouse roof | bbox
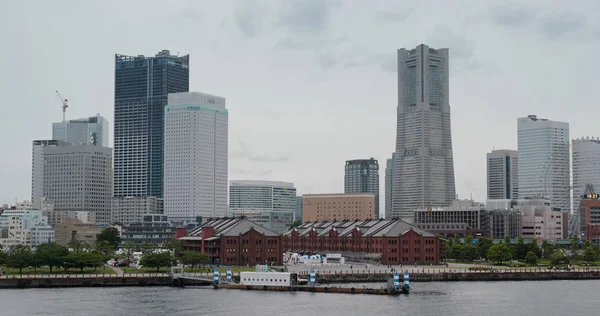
[182,217,280,240]
[284,218,436,238]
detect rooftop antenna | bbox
[55,90,69,122]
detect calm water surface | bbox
[1,281,598,316]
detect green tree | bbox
[551,249,568,265]
[94,240,116,261]
[487,244,512,264]
[140,252,174,272]
[163,239,183,259]
[6,245,33,274]
[542,240,554,259]
[477,238,493,261]
[65,251,86,272]
[513,237,529,261]
[504,235,511,245]
[583,246,597,263]
[524,251,538,265]
[36,243,68,273]
[460,244,478,262]
[96,227,122,249]
[290,220,302,229]
[570,237,580,253]
[0,251,6,265]
[86,250,106,271]
[528,240,542,258]
[181,251,210,268]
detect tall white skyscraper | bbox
[392,44,456,219]
[517,115,570,212]
[487,149,518,200]
[164,92,228,221]
[52,115,109,147]
[572,138,600,215]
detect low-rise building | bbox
[122,214,175,246]
[302,193,376,222]
[283,218,440,265]
[516,198,566,239]
[53,218,106,246]
[413,199,486,236]
[0,210,54,246]
[178,217,282,265]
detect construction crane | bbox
[55,90,69,122]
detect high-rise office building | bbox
[52,115,109,147]
[31,140,70,210]
[385,153,395,219]
[392,44,456,219]
[164,92,228,221]
[295,196,302,222]
[113,50,189,198]
[487,149,518,200]
[345,158,380,217]
[228,180,296,233]
[42,145,113,225]
[572,138,600,218]
[517,115,570,212]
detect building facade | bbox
[578,185,600,243]
[31,140,70,210]
[413,200,487,236]
[111,196,159,226]
[384,153,395,219]
[517,115,570,212]
[302,193,376,222]
[228,180,296,233]
[178,217,282,265]
[0,210,54,246]
[516,198,567,240]
[114,50,189,198]
[487,149,518,200]
[487,209,523,239]
[122,214,175,246]
[345,158,380,217]
[572,138,600,223]
[393,44,456,219]
[42,145,113,225]
[52,115,109,147]
[53,218,106,246]
[164,92,228,221]
[283,219,440,265]
[295,196,302,222]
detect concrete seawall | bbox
[2,271,600,289]
[0,274,208,289]
[315,271,600,283]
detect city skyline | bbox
[3,1,600,216]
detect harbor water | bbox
[1,280,599,316]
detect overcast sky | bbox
[1,0,599,214]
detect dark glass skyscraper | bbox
[345,158,380,217]
[114,50,189,198]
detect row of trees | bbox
[0,243,106,273]
[447,236,600,265]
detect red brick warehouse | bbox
[282,218,441,265]
[178,217,283,265]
